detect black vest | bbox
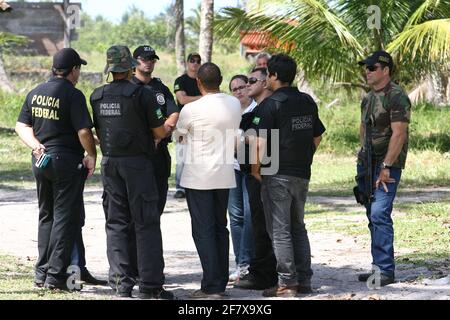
[91,82,153,157]
[239,111,257,173]
[271,90,316,169]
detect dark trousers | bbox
[185,188,230,293]
[71,203,86,270]
[127,145,172,278]
[245,175,277,286]
[33,152,86,285]
[101,155,164,293]
[153,145,171,215]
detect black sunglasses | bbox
[138,56,157,62]
[366,65,381,72]
[248,77,264,85]
[189,59,201,64]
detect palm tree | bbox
[199,0,214,62]
[174,0,186,75]
[1,1,12,92]
[216,0,449,100]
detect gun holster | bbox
[353,186,368,205]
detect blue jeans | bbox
[356,164,402,277]
[228,170,254,267]
[261,175,313,287]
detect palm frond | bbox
[405,0,450,28]
[216,1,365,83]
[387,18,450,66]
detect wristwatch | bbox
[380,162,392,169]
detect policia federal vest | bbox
[91,82,153,157]
[270,90,317,169]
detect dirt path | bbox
[0,186,449,300]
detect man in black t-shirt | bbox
[251,54,326,298]
[90,45,173,300]
[15,48,97,291]
[172,53,202,198]
[131,45,179,214]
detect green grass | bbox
[317,102,450,155]
[2,128,448,191]
[394,201,450,262]
[305,200,450,267]
[309,151,450,196]
[0,91,25,128]
[0,254,98,300]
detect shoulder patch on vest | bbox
[91,86,105,101]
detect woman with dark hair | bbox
[227,75,257,282]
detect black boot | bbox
[80,268,108,286]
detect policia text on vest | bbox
[30,95,60,120]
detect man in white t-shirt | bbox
[175,62,241,298]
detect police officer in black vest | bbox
[251,54,326,298]
[90,45,173,299]
[15,48,97,290]
[131,45,179,214]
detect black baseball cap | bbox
[53,48,87,69]
[187,53,201,61]
[133,46,160,60]
[358,50,393,68]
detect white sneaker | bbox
[229,268,240,282]
[238,264,250,278]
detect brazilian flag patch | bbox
[156,108,163,119]
[252,117,260,125]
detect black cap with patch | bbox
[358,50,393,68]
[53,48,87,69]
[133,46,160,60]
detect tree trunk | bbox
[63,0,70,48]
[297,70,319,103]
[0,53,14,93]
[174,0,186,75]
[408,73,450,106]
[199,0,214,63]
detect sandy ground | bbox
[0,186,449,300]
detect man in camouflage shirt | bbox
[356,51,411,286]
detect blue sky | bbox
[78,0,242,22]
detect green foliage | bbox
[72,8,174,54]
[0,91,25,128]
[0,32,28,52]
[71,14,116,53]
[316,101,450,155]
[216,0,450,86]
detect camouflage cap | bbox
[104,45,138,74]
